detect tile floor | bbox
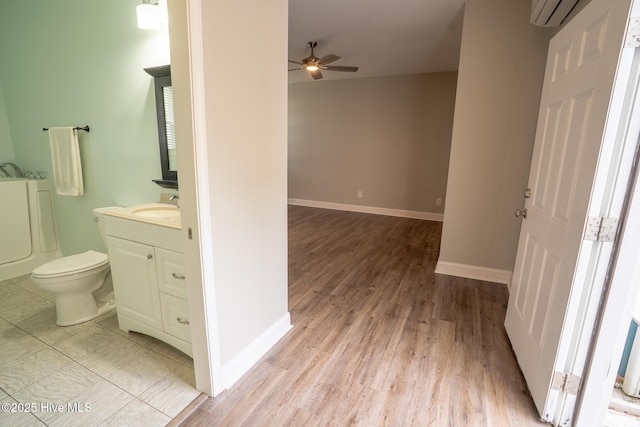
[0,274,201,426]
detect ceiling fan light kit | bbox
[289,41,359,80]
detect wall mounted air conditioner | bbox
[531,0,581,27]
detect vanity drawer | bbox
[160,293,191,343]
[156,248,187,299]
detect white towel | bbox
[48,127,84,196]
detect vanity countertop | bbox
[103,203,181,229]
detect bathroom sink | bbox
[131,205,180,219]
[103,203,181,229]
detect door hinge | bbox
[551,371,581,395]
[625,17,640,48]
[584,217,619,242]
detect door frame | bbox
[574,47,640,425]
[167,0,223,396]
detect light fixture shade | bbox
[158,0,168,25]
[137,3,160,29]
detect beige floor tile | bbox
[0,324,49,367]
[13,276,56,303]
[15,306,82,346]
[11,362,133,425]
[0,282,25,309]
[92,310,120,331]
[0,287,52,324]
[0,316,14,330]
[106,349,182,396]
[0,393,46,427]
[51,323,121,361]
[0,301,54,326]
[35,380,133,427]
[139,363,200,417]
[13,362,103,405]
[0,277,198,425]
[79,335,148,377]
[93,311,159,346]
[145,338,193,366]
[100,398,171,427]
[0,347,72,394]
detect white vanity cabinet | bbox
[104,214,192,357]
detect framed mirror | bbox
[145,64,178,189]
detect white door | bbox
[504,0,633,422]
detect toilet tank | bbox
[93,207,118,249]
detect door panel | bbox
[505,0,632,421]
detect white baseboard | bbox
[220,313,292,390]
[435,260,512,285]
[288,198,444,222]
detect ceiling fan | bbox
[288,41,359,80]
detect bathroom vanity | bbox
[102,204,192,357]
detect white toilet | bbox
[31,207,115,326]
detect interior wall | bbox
[0,79,14,161]
[198,0,290,368]
[0,0,170,255]
[288,72,457,215]
[437,0,554,276]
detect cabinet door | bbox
[107,236,163,330]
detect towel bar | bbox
[42,126,90,132]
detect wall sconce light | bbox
[137,0,168,30]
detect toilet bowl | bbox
[31,207,116,326]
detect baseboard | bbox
[435,260,512,285]
[288,198,444,222]
[220,312,292,390]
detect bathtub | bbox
[0,178,61,281]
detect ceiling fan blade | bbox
[322,65,359,72]
[310,70,323,80]
[288,68,304,71]
[317,54,340,65]
[288,59,302,65]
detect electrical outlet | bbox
[357,190,363,199]
[436,197,442,206]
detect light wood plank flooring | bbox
[181,206,547,426]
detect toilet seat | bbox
[32,250,108,279]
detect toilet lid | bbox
[32,250,108,278]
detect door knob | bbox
[515,208,527,218]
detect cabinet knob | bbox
[172,273,186,280]
[147,254,153,260]
[177,317,190,325]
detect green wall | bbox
[0,0,172,255]
[0,78,14,160]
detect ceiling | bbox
[287,0,466,83]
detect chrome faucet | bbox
[0,162,24,178]
[169,195,180,207]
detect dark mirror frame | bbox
[144,64,178,189]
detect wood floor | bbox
[180,206,547,426]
